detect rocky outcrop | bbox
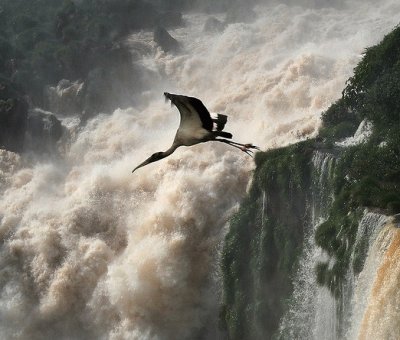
[153,27,180,53]
[82,46,137,117]
[0,79,64,154]
[25,109,64,153]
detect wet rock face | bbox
[0,80,28,152]
[25,109,64,153]
[153,26,180,52]
[46,79,84,116]
[82,47,138,118]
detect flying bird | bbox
[132,92,259,172]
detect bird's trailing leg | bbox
[214,138,260,157]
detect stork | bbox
[132,92,259,172]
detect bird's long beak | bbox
[132,157,153,173]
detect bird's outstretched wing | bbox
[164,92,214,131]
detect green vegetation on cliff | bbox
[221,25,400,338]
[316,26,400,294]
[220,141,313,339]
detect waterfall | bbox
[355,223,400,339]
[278,150,336,339]
[346,216,395,340]
[1,1,400,339]
[279,174,391,340]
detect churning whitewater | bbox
[1,1,400,339]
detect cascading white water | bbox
[352,221,400,340]
[1,1,400,339]
[346,212,390,340]
[278,136,393,340]
[278,151,337,340]
[331,211,389,340]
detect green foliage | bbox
[314,24,400,296]
[319,98,360,142]
[315,136,400,293]
[319,120,359,142]
[221,141,314,339]
[361,64,400,126]
[321,98,359,128]
[315,136,400,294]
[315,205,361,296]
[343,25,400,110]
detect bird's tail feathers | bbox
[213,114,228,131]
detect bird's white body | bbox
[174,125,210,146]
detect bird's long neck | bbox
[161,143,179,158]
[132,143,180,172]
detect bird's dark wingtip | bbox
[164,92,172,104]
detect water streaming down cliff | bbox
[1,1,400,339]
[344,214,396,340]
[278,150,337,339]
[354,222,400,340]
[278,147,397,339]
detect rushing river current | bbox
[1,1,400,339]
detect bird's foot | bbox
[244,143,260,150]
[241,144,260,157]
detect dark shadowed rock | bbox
[25,109,64,153]
[394,214,400,227]
[203,17,225,33]
[0,79,28,152]
[153,26,180,53]
[82,46,137,118]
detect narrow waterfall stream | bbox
[279,151,336,339]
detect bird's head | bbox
[132,152,165,173]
